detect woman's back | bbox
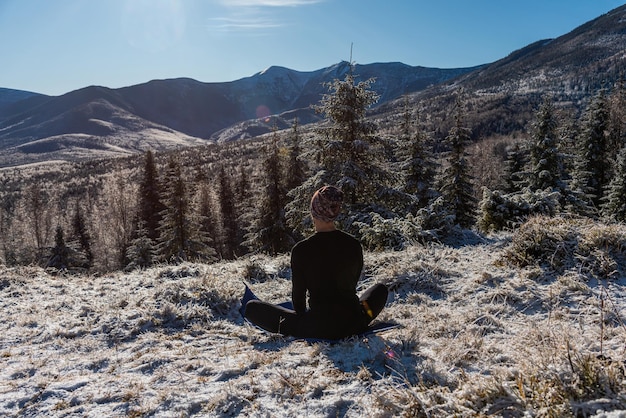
[290,230,363,314]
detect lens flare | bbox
[384,348,397,360]
[256,104,271,120]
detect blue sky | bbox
[0,0,623,96]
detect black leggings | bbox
[244,283,388,340]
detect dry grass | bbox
[1,219,626,416]
[504,215,626,278]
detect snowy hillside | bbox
[1,220,625,417]
[0,61,475,168]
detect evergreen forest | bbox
[1,65,625,274]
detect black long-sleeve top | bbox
[290,230,363,315]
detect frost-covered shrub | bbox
[478,187,561,232]
[357,213,415,251]
[579,223,626,255]
[504,216,579,271]
[578,223,626,279]
[355,194,471,250]
[356,212,442,251]
[414,196,456,236]
[504,216,626,278]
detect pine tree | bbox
[312,63,381,206]
[400,99,436,212]
[527,97,566,193]
[157,157,214,263]
[602,145,626,221]
[196,183,219,252]
[157,157,187,262]
[502,142,529,193]
[284,118,307,193]
[247,131,294,255]
[47,225,70,271]
[287,62,401,234]
[558,115,580,186]
[125,220,157,270]
[138,150,164,242]
[70,201,93,268]
[236,163,251,203]
[608,76,626,153]
[233,162,252,256]
[216,165,239,259]
[439,91,476,228]
[572,90,610,210]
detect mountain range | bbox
[0,62,478,167]
[1,4,625,168]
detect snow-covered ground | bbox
[1,233,625,417]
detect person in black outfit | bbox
[244,185,388,340]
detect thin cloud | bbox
[208,16,283,31]
[209,0,320,34]
[222,0,322,6]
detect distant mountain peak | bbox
[256,65,293,76]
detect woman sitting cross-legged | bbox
[243,185,388,340]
